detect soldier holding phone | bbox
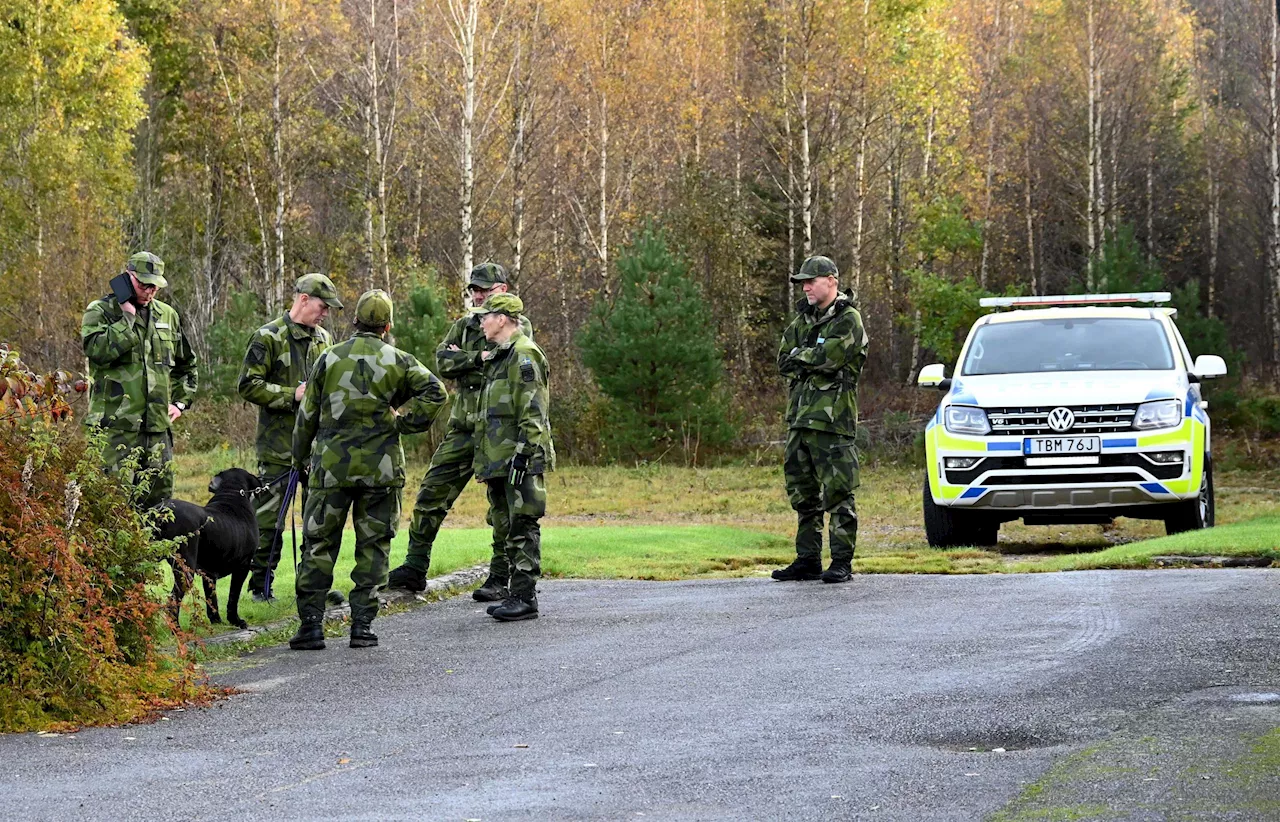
[81,252,198,508]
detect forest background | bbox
[3,0,1280,463]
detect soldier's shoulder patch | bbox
[246,339,268,366]
[520,357,536,383]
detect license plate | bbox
[1023,436,1101,455]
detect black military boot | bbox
[472,575,509,602]
[288,617,326,650]
[386,564,427,593]
[349,622,379,648]
[821,560,853,584]
[490,594,539,622]
[771,557,822,581]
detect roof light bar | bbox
[979,292,1171,308]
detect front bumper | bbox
[925,421,1206,511]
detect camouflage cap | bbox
[295,273,344,309]
[355,289,394,327]
[474,292,524,318]
[126,251,168,288]
[791,255,839,283]
[468,262,509,289]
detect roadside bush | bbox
[204,290,266,399]
[393,265,454,373]
[579,224,736,463]
[393,266,456,460]
[1215,389,1280,438]
[0,345,200,731]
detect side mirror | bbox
[1192,354,1227,380]
[917,363,951,391]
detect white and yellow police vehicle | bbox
[917,292,1227,547]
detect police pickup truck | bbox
[917,292,1227,547]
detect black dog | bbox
[154,467,264,630]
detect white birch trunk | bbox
[1086,0,1098,289]
[979,113,996,288]
[456,0,477,286]
[1026,134,1038,295]
[851,0,872,301]
[272,0,285,314]
[1145,132,1154,265]
[907,107,937,385]
[212,46,272,303]
[1200,53,1219,317]
[598,88,610,297]
[1270,6,1280,361]
[782,17,795,305]
[799,72,813,259]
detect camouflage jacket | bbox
[777,291,868,437]
[81,296,198,433]
[237,314,333,468]
[435,310,534,432]
[293,332,448,489]
[473,329,556,481]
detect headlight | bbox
[1133,399,1182,431]
[944,405,991,436]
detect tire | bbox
[923,475,1000,548]
[1164,455,1214,536]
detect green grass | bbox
[1006,516,1280,573]
[167,448,1280,635]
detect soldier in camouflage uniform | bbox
[81,252,198,508]
[288,290,448,650]
[238,273,343,600]
[774,255,869,584]
[386,262,532,601]
[471,293,554,622]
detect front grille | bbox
[986,404,1138,436]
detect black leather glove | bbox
[509,450,529,486]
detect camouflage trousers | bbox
[784,428,859,563]
[99,428,174,509]
[484,473,546,600]
[404,427,504,578]
[296,485,401,624]
[250,463,307,591]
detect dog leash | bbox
[264,468,301,600]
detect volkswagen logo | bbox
[1047,407,1075,432]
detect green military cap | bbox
[126,251,168,288]
[295,273,344,309]
[791,255,839,282]
[474,292,524,318]
[355,289,394,327]
[468,262,509,289]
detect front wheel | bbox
[923,476,1000,548]
[1164,455,1214,536]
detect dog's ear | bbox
[208,474,223,494]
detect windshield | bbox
[961,318,1175,376]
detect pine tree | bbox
[579,224,734,461]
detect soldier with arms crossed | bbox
[238,273,343,600]
[472,293,555,622]
[773,255,869,584]
[289,290,448,650]
[81,252,198,508]
[386,262,532,602]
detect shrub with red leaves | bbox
[0,344,198,731]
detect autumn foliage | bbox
[0,345,198,732]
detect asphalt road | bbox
[4,570,1279,821]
